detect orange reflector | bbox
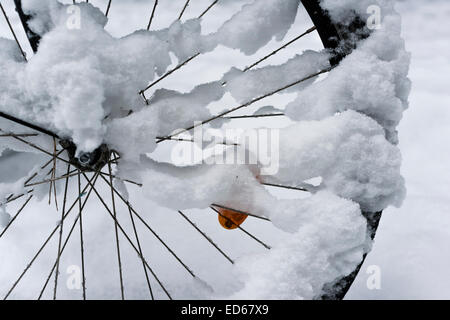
[218,208,248,230]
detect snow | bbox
[223,50,330,103]
[0,204,11,227]
[206,0,301,55]
[285,12,411,144]
[229,191,368,300]
[276,111,405,213]
[2,0,443,300]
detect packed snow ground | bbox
[0,0,447,299]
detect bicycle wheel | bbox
[0,0,409,300]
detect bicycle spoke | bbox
[24,149,66,186]
[114,150,159,299]
[211,204,271,222]
[156,67,332,143]
[3,173,98,300]
[101,172,142,187]
[139,53,200,100]
[49,138,59,210]
[25,170,79,188]
[178,0,191,20]
[177,210,234,264]
[222,113,285,120]
[107,158,125,300]
[1,130,71,166]
[147,0,158,31]
[0,3,27,61]
[199,0,219,19]
[127,206,154,300]
[243,26,317,72]
[53,164,71,300]
[82,172,173,299]
[0,195,33,239]
[0,133,38,138]
[78,170,87,300]
[37,172,99,300]
[105,0,112,17]
[5,191,33,205]
[154,136,238,146]
[97,172,196,278]
[261,182,310,192]
[0,112,59,138]
[140,0,220,96]
[139,25,318,104]
[210,206,271,250]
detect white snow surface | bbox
[0,0,415,300]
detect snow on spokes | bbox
[0,0,409,299]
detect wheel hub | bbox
[59,139,110,172]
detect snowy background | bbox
[0,0,449,299]
[347,0,450,299]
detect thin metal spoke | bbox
[7,148,91,203]
[24,149,66,186]
[138,26,317,105]
[82,172,173,299]
[4,190,33,205]
[49,138,59,210]
[53,164,71,300]
[3,173,98,300]
[261,182,309,192]
[210,206,271,250]
[139,53,200,98]
[140,0,219,95]
[38,172,99,300]
[25,170,78,188]
[178,0,191,20]
[108,150,154,299]
[77,170,87,300]
[1,130,72,166]
[0,112,59,138]
[108,158,125,300]
[243,26,317,72]
[0,133,38,137]
[147,0,158,30]
[12,162,60,203]
[105,0,112,17]
[154,136,238,146]
[177,210,234,264]
[100,171,142,187]
[37,201,84,300]
[0,195,33,239]
[199,0,218,19]
[156,67,332,143]
[17,139,118,188]
[127,205,154,300]
[97,172,196,278]
[0,3,27,61]
[48,168,53,205]
[211,204,271,222]
[222,113,285,120]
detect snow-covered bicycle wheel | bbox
[0,0,410,300]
